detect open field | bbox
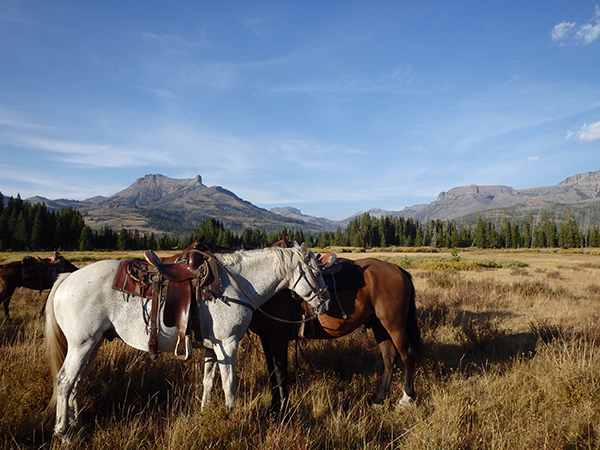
[1,248,600,449]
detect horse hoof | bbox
[55,427,89,445]
[397,391,415,408]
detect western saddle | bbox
[113,243,219,360]
[21,252,67,293]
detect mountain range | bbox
[27,170,600,235]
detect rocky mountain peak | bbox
[107,174,206,207]
[438,185,518,200]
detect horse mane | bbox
[214,247,292,281]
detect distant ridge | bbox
[269,207,339,229]
[28,174,327,234]
[348,170,599,221]
[26,170,600,234]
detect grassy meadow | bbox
[1,248,600,449]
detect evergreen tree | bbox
[588,227,599,247]
[558,207,580,248]
[30,208,44,250]
[117,228,131,251]
[334,225,346,246]
[475,217,487,248]
[79,226,94,251]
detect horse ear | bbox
[300,242,309,261]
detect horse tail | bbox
[45,273,70,416]
[401,268,424,362]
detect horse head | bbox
[289,242,330,315]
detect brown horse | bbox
[0,252,78,318]
[248,253,422,419]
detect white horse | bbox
[45,243,329,440]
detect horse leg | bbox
[54,339,102,440]
[0,284,15,319]
[374,339,399,404]
[259,334,291,417]
[258,335,280,411]
[387,326,417,406]
[272,339,291,421]
[373,314,417,406]
[214,336,240,408]
[1,296,9,319]
[370,319,399,404]
[202,348,219,408]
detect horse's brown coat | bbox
[0,253,78,318]
[249,257,422,418]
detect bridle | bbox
[289,255,329,315]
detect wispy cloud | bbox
[551,22,577,41]
[269,65,416,95]
[551,5,600,45]
[2,134,172,168]
[139,31,209,49]
[0,111,52,131]
[569,120,600,142]
[132,84,175,98]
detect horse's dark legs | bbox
[399,340,417,402]
[373,339,399,404]
[373,317,417,405]
[259,334,290,420]
[390,328,417,404]
[0,284,15,319]
[370,319,399,404]
[1,298,9,319]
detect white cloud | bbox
[3,135,173,168]
[574,120,600,142]
[576,22,600,44]
[551,22,577,41]
[528,156,539,161]
[551,6,600,45]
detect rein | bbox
[187,249,325,325]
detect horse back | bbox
[350,258,414,318]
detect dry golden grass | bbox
[1,249,600,448]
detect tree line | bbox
[1,192,599,252]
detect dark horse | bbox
[0,252,78,318]
[249,248,422,418]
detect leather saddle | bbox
[21,252,66,292]
[112,248,220,361]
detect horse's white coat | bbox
[46,244,329,439]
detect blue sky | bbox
[1,1,599,220]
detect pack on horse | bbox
[249,238,423,419]
[0,252,78,318]
[45,243,330,441]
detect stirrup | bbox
[174,335,193,360]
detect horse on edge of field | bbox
[0,252,78,318]
[45,243,330,441]
[249,240,422,419]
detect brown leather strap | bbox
[148,274,161,360]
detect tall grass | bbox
[1,251,600,448]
